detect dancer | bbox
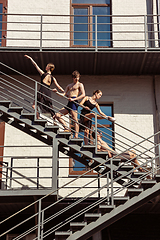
[92,131,151,176]
[24,55,64,119]
[79,90,115,145]
[55,70,85,138]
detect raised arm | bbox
[24,55,44,76]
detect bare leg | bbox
[71,110,79,138]
[55,108,69,130]
[32,101,40,119]
[84,128,89,145]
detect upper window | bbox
[71,0,111,47]
[0,0,7,47]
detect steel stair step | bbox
[125,188,143,198]
[154,175,160,182]
[55,231,71,240]
[84,213,101,223]
[139,180,157,190]
[45,125,59,134]
[0,100,11,108]
[94,151,109,160]
[131,171,148,179]
[113,196,129,206]
[33,119,47,127]
[68,138,84,147]
[70,222,86,232]
[8,106,23,114]
[82,145,96,153]
[57,131,71,140]
[118,165,134,172]
[21,112,35,121]
[98,204,115,214]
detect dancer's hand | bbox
[52,88,57,92]
[24,55,31,60]
[108,116,116,122]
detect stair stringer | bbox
[67,182,160,240]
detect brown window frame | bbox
[69,103,114,176]
[0,0,7,47]
[70,0,111,48]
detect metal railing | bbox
[1,13,160,51]
[0,62,160,239]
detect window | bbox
[71,0,111,47]
[69,104,114,175]
[0,0,7,47]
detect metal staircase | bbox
[0,62,160,239]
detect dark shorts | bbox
[65,97,78,113]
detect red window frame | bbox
[0,0,7,47]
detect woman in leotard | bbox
[79,90,115,145]
[24,55,64,119]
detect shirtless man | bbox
[55,70,85,138]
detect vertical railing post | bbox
[144,15,147,52]
[34,81,38,120]
[107,172,110,205]
[9,157,13,188]
[41,210,44,240]
[95,15,98,52]
[98,173,100,198]
[40,15,43,51]
[95,112,98,152]
[52,136,58,194]
[110,157,114,206]
[38,199,42,240]
[37,157,39,189]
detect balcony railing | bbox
[0,14,160,51]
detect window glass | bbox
[0,4,2,46]
[74,8,88,45]
[73,0,110,4]
[93,7,111,47]
[94,105,113,147]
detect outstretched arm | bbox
[52,77,64,92]
[24,55,44,76]
[96,104,115,122]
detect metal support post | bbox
[34,81,38,120]
[95,112,98,152]
[40,15,43,51]
[38,199,42,240]
[95,15,98,52]
[107,172,110,205]
[52,136,58,193]
[110,157,114,206]
[144,15,147,52]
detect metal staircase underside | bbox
[66,181,160,240]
